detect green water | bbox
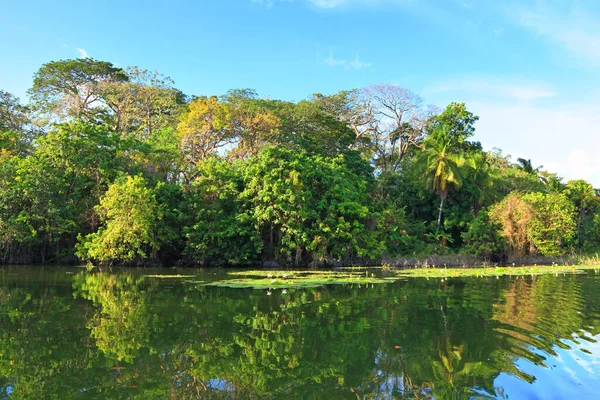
[1,267,600,399]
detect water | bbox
[1,267,600,399]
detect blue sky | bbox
[1,0,599,186]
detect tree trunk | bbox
[437,196,445,232]
[473,201,481,217]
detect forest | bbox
[0,58,599,267]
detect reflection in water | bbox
[0,269,598,398]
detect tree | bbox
[523,192,576,255]
[516,158,542,175]
[220,89,280,160]
[490,192,576,256]
[273,97,356,156]
[0,90,31,134]
[417,126,468,231]
[242,147,381,264]
[462,209,504,259]
[357,84,428,173]
[183,158,261,266]
[77,175,158,264]
[565,179,596,246]
[0,91,33,156]
[430,102,479,148]
[100,66,183,139]
[464,152,497,216]
[28,58,128,123]
[310,90,372,150]
[177,96,233,179]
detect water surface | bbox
[1,267,599,399]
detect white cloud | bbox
[471,101,600,187]
[565,151,600,185]
[323,53,373,70]
[509,2,600,63]
[76,48,88,58]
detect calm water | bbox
[1,267,600,399]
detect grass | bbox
[394,264,600,279]
[575,253,600,265]
[207,270,400,289]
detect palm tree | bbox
[417,126,467,231]
[466,152,498,216]
[516,158,542,175]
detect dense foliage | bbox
[1,58,599,266]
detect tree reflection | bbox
[0,271,599,398]
[73,272,153,363]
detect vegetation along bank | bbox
[0,58,599,267]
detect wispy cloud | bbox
[251,0,292,8]
[76,48,88,58]
[508,2,600,63]
[322,53,373,69]
[252,0,415,9]
[424,78,555,102]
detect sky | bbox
[1,0,599,186]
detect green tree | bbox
[0,91,33,155]
[430,102,479,148]
[183,158,261,266]
[417,126,468,231]
[77,175,158,264]
[516,158,542,175]
[464,151,498,216]
[101,66,184,139]
[462,209,504,259]
[242,147,381,264]
[565,179,596,246]
[28,58,128,123]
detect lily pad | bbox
[207,270,399,289]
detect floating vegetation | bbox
[207,270,400,289]
[394,265,599,279]
[228,270,341,277]
[144,274,197,279]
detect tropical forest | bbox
[1,58,598,269]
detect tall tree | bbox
[516,158,542,175]
[177,96,233,181]
[357,84,428,173]
[100,67,184,139]
[28,58,128,123]
[430,102,479,147]
[464,152,497,216]
[220,89,280,160]
[417,127,468,231]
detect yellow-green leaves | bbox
[77,175,158,263]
